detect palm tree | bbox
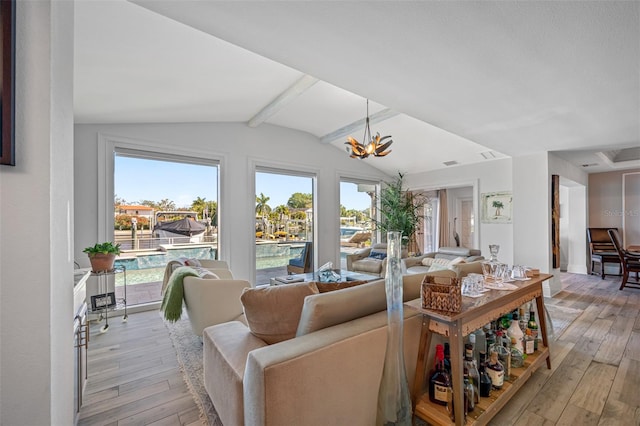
[256,193,272,233]
[492,200,505,217]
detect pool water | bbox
[114,244,305,285]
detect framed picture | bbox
[481,191,513,224]
[91,292,116,310]
[0,0,16,166]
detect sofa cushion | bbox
[296,274,424,336]
[352,258,385,274]
[241,282,319,344]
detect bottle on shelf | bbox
[429,344,452,406]
[527,302,539,351]
[473,328,487,365]
[478,351,493,398]
[519,305,528,332]
[507,310,525,353]
[486,349,505,390]
[463,343,480,404]
[443,342,452,375]
[463,368,475,413]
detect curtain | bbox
[438,189,449,248]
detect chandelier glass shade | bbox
[345,99,393,159]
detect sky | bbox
[115,156,371,211]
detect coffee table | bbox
[270,269,379,286]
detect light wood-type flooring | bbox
[78,272,640,425]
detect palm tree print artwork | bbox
[481,192,513,223]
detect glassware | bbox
[376,231,412,425]
[488,244,500,262]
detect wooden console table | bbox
[406,273,553,426]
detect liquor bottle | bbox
[473,328,487,366]
[507,311,525,353]
[527,303,539,351]
[519,306,528,332]
[429,344,452,406]
[478,351,492,398]
[486,349,505,390]
[443,342,452,375]
[463,368,475,413]
[463,343,480,404]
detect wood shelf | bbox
[414,346,549,426]
[408,274,553,426]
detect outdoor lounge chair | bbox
[287,241,313,274]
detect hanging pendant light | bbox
[345,99,393,159]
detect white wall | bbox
[74,123,389,283]
[0,1,75,424]
[405,158,513,264]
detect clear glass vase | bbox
[376,231,412,426]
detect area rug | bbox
[163,314,222,426]
[163,304,582,425]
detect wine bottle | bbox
[443,342,452,375]
[527,303,539,351]
[478,351,492,397]
[486,349,505,390]
[463,368,475,413]
[463,343,480,404]
[429,344,452,406]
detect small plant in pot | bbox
[83,242,121,273]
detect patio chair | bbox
[607,229,640,290]
[287,241,313,274]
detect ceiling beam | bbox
[248,74,319,128]
[320,108,400,144]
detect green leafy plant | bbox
[492,200,505,216]
[83,242,121,257]
[373,172,427,246]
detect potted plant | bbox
[373,172,427,248]
[83,242,121,273]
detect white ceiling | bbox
[74,1,640,176]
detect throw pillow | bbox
[433,257,452,266]
[448,256,467,266]
[428,263,451,273]
[240,282,319,344]
[369,251,387,260]
[421,257,435,266]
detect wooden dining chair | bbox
[607,229,640,290]
[587,227,621,279]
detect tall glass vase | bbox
[376,231,412,426]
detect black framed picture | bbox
[91,292,116,310]
[0,0,16,166]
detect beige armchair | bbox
[165,259,250,336]
[346,243,408,277]
[183,274,250,337]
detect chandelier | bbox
[345,99,393,159]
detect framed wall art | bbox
[481,191,513,224]
[0,0,16,166]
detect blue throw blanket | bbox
[161,266,200,322]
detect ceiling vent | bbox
[480,151,498,159]
[581,163,598,168]
[443,160,459,166]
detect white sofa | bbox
[404,246,484,275]
[202,273,426,426]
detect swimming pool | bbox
[114,243,305,285]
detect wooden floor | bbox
[78,272,640,426]
[78,310,203,426]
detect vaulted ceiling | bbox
[74,1,640,176]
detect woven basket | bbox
[421,275,462,313]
